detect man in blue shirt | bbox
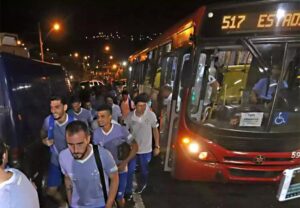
[251,66,288,103]
[41,96,74,207]
[93,104,138,207]
[60,120,119,208]
[68,96,93,126]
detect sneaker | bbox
[135,184,147,194]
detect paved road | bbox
[135,157,300,208]
[42,156,300,208]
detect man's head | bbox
[134,93,149,115]
[161,85,172,99]
[106,96,114,107]
[84,101,92,110]
[65,121,90,160]
[70,96,81,113]
[0,141,9,168]
[50,96,68,120]
[271,65,281,80]
[97,104,112,127]
[121,90,129,101]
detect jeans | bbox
[125,152,152,194]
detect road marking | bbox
[133,193,145,208]
[132,175,145,208]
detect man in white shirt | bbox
[124,93,160,198]
[0,141,39,208]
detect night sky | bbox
[1,0,221,59]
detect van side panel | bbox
[0,53,70,182]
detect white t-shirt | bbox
[0,168,39,208]
[125,108,158,154]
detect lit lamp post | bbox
[38,22,61,62]
[104,45,110,52]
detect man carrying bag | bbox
[93,104,138,207]
[59,120,119,208]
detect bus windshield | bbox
[188,41,300,133]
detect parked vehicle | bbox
[0,52,71,192]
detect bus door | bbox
[157,54,178,133]
[163,49,191,171]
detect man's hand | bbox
[42,137,54,147]
[105,201,114,208]
[153,147,160,156]
[118,161,127,172]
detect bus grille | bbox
[229,169,281,178]
[211,137,300,152]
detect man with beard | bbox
[41,96,74,207]
[59,121,119,208]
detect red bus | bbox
[169,1,300,182]
[128,8,203,114]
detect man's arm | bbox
[152,127,160,156]
[64,175,73,205]
[106,171,119,208]
[40,124,54,147]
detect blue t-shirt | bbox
[59,145,118,208]
[93,124,131,166]
[253,78,288,100]
[42,114,75,165]
[68,108,93,125]
[0,168,39,208]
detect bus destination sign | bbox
[202,3,300,37]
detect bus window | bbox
[189,53,207,121]
[188,43,287,132]
[176,54,190,113]
[161,57,178,88]
[271,44,300,132]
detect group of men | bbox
[0,88,160,208]
[39,90,160,208]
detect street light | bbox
[38,21,61,62]
[109,55,113,60]
[74,52,79,58]
[53,23,60,31]
[105,45,110,52]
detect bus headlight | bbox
[181,137,200,154]
[181,137,217,162]
[188,142,200,154]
